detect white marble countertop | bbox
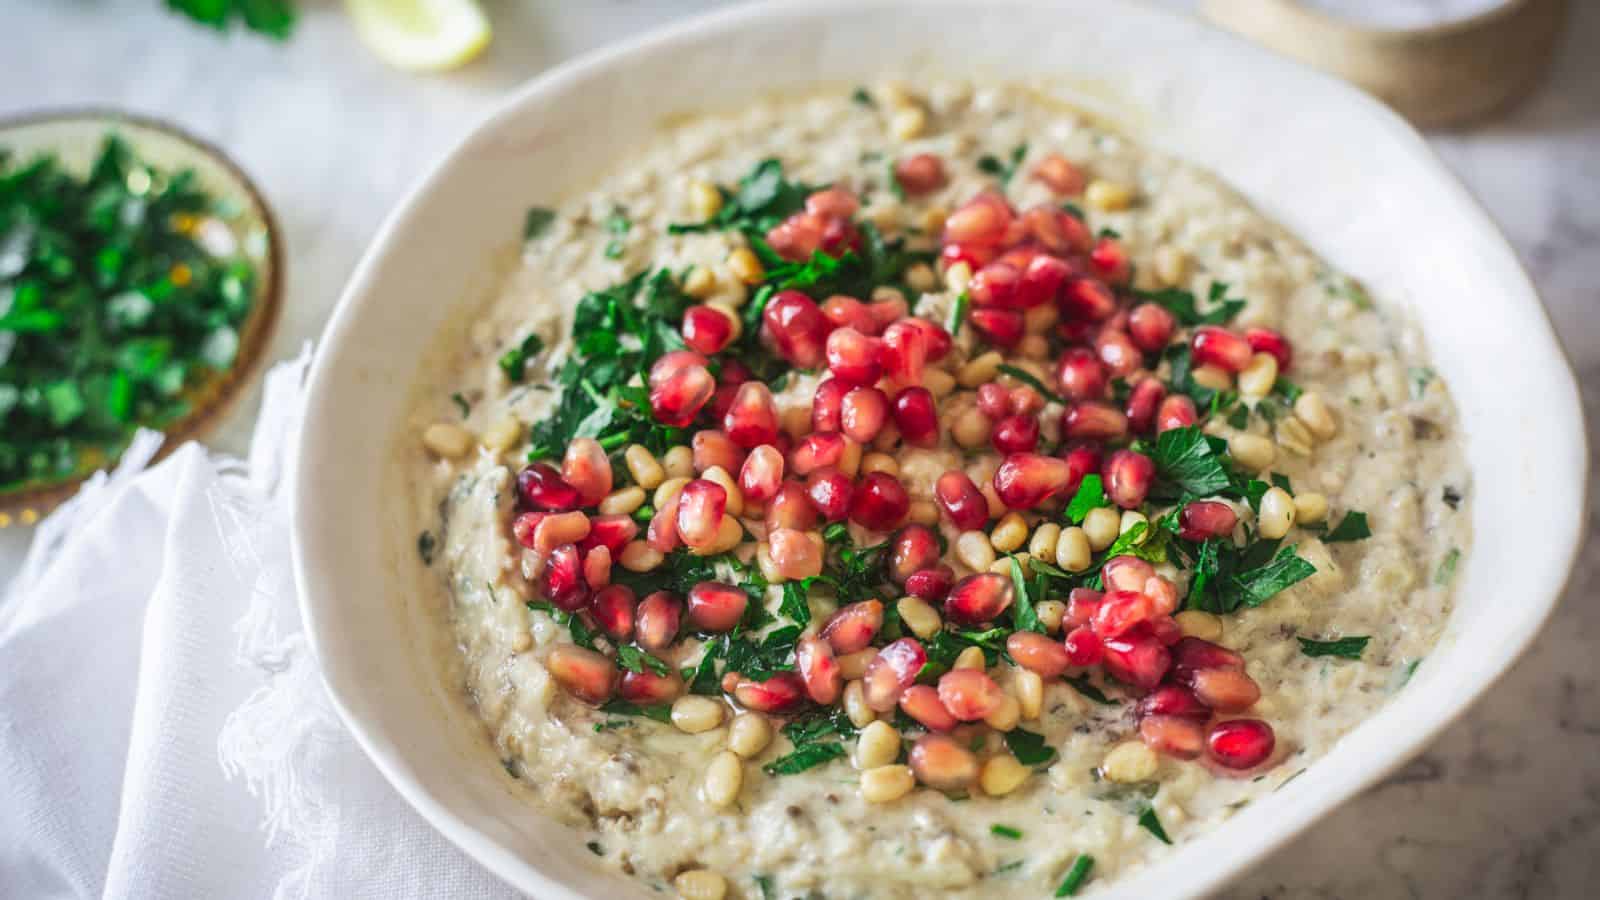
[4,1,1597,896]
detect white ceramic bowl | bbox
[291,1,1587,896]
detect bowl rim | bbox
[0,106,285,521]
[291,1,1587,896]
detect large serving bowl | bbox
[290,1,1586,896]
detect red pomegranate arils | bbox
[634,591,682,650]
[1171,637,1245,674]
[895,152,948,195]
[1063,624,1104,666]
[850,471,910,531]
[1032,153,1086,195]
[969,261,1022,308]
[1102,556,1155,593]
[944,573,1014,626]
[1095,329,1143,378]
[1060,277,1117,321]
[686,581,748,633]
[1006,631,1072,678]
[1206,718,1275,770]
[862,638,927,711]
[937,669,1004,721]
[935,469,990,529]
[993,452,1072,509]
[1128,302,1177,352]
[1179,500,1238,541]
[561,437,612,507]
[1187,667,1262,712]
[812,378,848,433]
[905,564,955,602]
[805,468,855,522]
[888,524,942,583]
[976,382,1011,420]
[900,684,959,732]
[840,385,889,444]
[517,463,581,512]
[768,527,824,580]
[1156,394,1198,433]
[1092,589,1156,639]
[1245,327,1292,370]
[766,481,818,532]
[1062,402,1128,441]
[1055,348,1108,402]
[825,327,884,386]
[618,668,683,705]
[908,734,979,791]
[821,599,885,654]
[763,290,829,368]
[796,635,843,705]
[968,307,1025,347]
[991,414,1040,453]
[1191,326,1252,373]
[681,304,736,355]
[546,645,618,705]
[539,544,590,611]
[739,444,785,502]
[880,320,928,386]
[590,585,636,641]
[731,671,807,714]
[724,381,780,448]
[1125,377,1166,434]
[692,428,745,475]
[892,387,939,447]
[790,431,847,476]
[675,479,727,549]
[1140,714,1207,760]
[1101,624,1172,690]
[1103,449,1154,509]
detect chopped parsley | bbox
[762,740,847,775]
[1149,425,1234,498]
[1064,674,1117,706]
[167,0,295,38]
[1133,282,1245,327]
[585,840,604,855]
[1055,854,1095,897]
[1321,511,1372,542]
[450,392,470,418]
[1003,728,1057,767]
[602,206,631,258]
[596,699,672,723]
[1435,548,1460,585]
[497,333,545,382]
[1137,807,1172,844]
[669,158,817,235]
[997,363,1067,407]
[1063,474,1110,524]
[1180,540,1317,614]
[850,86,874,107]
[1008,556,1047,634]
[523,206,556,240]
[527,600,598,650]
[416,531,436,566]
[592,720,630,732]
[616,645,670,677]
[977,143,1028,187]
[990,824,1023,840]
[754,874,776,900]
[947,290,970,337]
[1297,635,1370,659]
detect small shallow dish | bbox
[0,110,283,524]
[291,1,1586,896]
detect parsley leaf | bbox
[1064,674,1117,706]
[523,207,556,240]
[850,87,875,107]
[1008,555,1047,634]
[1055,855,1094,897]
[947,290,970,337]
[991,824,1023,840]
[763,741,846,775]
[616,645,670,677]
[1133,282,1245,327]
[1435,547,1460,585]
[1003,728,1058,767]
[416,531,436,566]
[1230,545,1317,608]
[597,699,672,723]
[497,333,545,382]
[1322,511,1372,542]
[669,158,817,235]
[977,143,1028,187]
[1137,807,1172,844]
[166,0,295,39]
[1298,635,1370,659]
[779,581,812,628]
[997,364,1067,406]
[1063,474,1109,524]
[1149,425,1234,497]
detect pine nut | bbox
[980,481,1007,519]
[599,486,646,516]
[727,247,765,285]
[1294,392,1339,439]
[923,368,957,398]
[843,680,876,727]
[756,543,783,583]
[990,513,1029,553]
[956,531,996,571]
[944,261,974,295]
[1035,600,1067,633]
[889,106,927,141]
[953,646,986,671]
[1237,353,1279,399]
[1258,487,1295,539]
[861,452,899,477]
[620,541,665,572]
[1228,433,1276,472]
[672,696,725,734]
[702,466,743,517]
[625,445,666,489]
[727,713,772,758]
[984,694,1021,732]
[1191,364,1234,392]
[1015,670,1044,720]
[920,205,949,236]
[1028,523,1061,560]
[1086,179,1134,211]
[1276,418,1314,456]
[693,514,743,555]
[703,750,744,808]
[957,351,1005,388]
[422,423,473,459]
[674,869,728,900]
[662,445,695,478]
[860,764,916,803]
[838,649,877,680]
[1153,245,1189,286]
[1018,334,1050,360]
[687,179,723,220]
[897,596,943,640]
[838,438,863,477]
[1023,304,1059,335]
[1102,741,1159,784]
[480,418,523,452]
[909,500,940,526]
[654,476,691,509]
[1056,526,1093,571]
[1294,491,1329,523]
[980,754,1030,796]
[951,408,992,449]
[683,266,718,299]
[1082,508,1120,551]
[855,720,902,769]
[1174,610,1223,641]
[989,556,1023,576]
[1119,511,1149,542]
[906,263,937,293]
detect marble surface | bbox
[4,1,1597,896]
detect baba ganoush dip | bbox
[404,81,1471,899]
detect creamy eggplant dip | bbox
[404,80,1471,899]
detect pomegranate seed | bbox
[894,152,947,195]
[1207,718,1276,770]
[708,381,739,423]
[868,296,909,331]
[935,470,990,529]
[812,378,848,432]
[901,317,953,362]
[767,527,824,580]
[1016,254,1071,309]
[796,635,843,705]
[805,186,860,218]
[851,472,910,531]
[805,468,855,521]
[1138,684,1211,721]
[766,212,825,261]
[1092,589,1155,639]
[1178,500,1238,541]
[1140,714,1207,759]
[905,564,955,602]
[1102,556,1155,593]
[1145,576,1179,616]
[724,381,780,448]
[1054,348,1108,402]
[1127,302,1177,352]
[763,290,829,368]
[840,386,889,444]
[1095,329,1143,377]
[1060,277,1117,321]
[819,215,860,257]
[517,463,581,512]
[646,495,680,552]
[578,515,637,556]
[1124,377,1166,434]
[1103,449,1154,508]
[766,481,818,532]
[790,432,846,476]
[718,358,753,386]
[546,645,618,705]
[992,414,1040,453]
[1065,587,1103,627]
[825,327,883,386]
[618,668,683,705]
[561,438,612,507]
[1007,631,1071,677]
[821,293,875,334]
[685,581,747,633]
[968,307,1024,347]
[976,383,1011,419]
[692,429,745,475]
[862,638,927,711]
[900,684,959,732]
[676,479,727,549]
[1192,326,1252,373]
[511,511,546,549]
[1062,402,1128,442]
[583,545,612,588]
[943,192,1013,245]
[1032,153,1085,194]
[993,452,1073,509]
[530,509,587,557]
[880,525,937,584]
[1173,637,1245,674]
[648,365,715,427]
[892,387,939,447]
[1101,625,1172,690]
[635,591,682,650]
[539,544,590,611]
[1156,394,1198,433]
[1009,386,1046,416]
[648,350,709,388]
[681,305,736,355]
[822,600,885,654]
[879,320,928,386]
[938,669,1005,721]
[1187,667,1262,712]
[908,734,980,791]
[969,261,1021,308]
[731,671,807,713]
[1150,615,1183,646]
[941,241,995,273]
[1063,625,1103,666]
[590,585,636,640]
[1021,204,1091,255]
[1059,446,1102,496]
[739,445,785,502]
[1245,327,1292,370]
[1089,236,1130,285]
[944,573,1014,626]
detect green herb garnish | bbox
[416,530,436,566]
[166,0,295,38]
[617,645,670,677]
[1435,548,1460,585]
[1055,854,1095,896]
[1003,728,1057,767]
[1298,635,1369,659]
[997,363,1067,406]
[1063,474,1109,524]
[991,824,1023,840]
[1008,555,1047,634]
[947,290,970,337]
[669,158,817,235]
[976,143,1028,187]
[1322,511,1371,542]
[763,740,847,775]
[1064,674,1117,705]
[850,87,874,107]
[1149,425,1234,497]
[497,333,545,383]
[1137,807,1172,844]
[1134,282,1245,327]
[596,699,672,723]
[523,206,556,240]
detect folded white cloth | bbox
[0,350,518,900]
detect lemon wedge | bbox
[343,0,491,72]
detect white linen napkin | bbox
[0,349,519,900]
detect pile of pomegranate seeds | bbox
[496,155,1353,799]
